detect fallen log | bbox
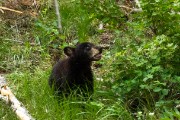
[0,76,34,120]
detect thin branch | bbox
[54,0,63,33]
[0,6,23,14]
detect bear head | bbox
[64,42,102,62]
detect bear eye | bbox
[85,45,91,51]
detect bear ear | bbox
[75,42,80,47]
[64,47,75,57]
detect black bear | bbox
[49,42,103,97]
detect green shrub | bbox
[81,0,127,28]
[141,0,180,37]
[102,1,180,116]
[112,34,179,107]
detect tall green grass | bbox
[5,68,132,120]
[0,101,18,120]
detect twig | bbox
[0,76,34,120]
[0,6,23,14]
[54,0,63,33]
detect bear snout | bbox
[91,46,102,61]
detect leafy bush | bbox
[101,0,180,116]
[82,0,127,28]
[141,0,180,37]
[112,35,179,108]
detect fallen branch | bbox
[0,6,23,14]
[0,76,34,120]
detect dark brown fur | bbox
[49,42,102,97]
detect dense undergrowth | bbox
[0,0,180,119]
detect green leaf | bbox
[153,87,162,92]
[102,17,110,23]
[90,102,104,107]
[162,89,169,96]
[140,85,149,89]
[143,74,153,82]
